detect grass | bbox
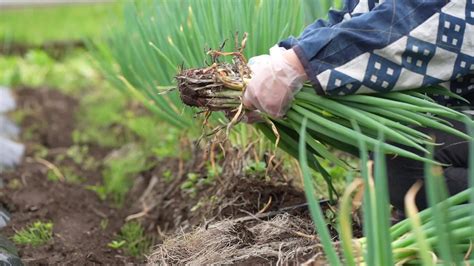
[0,3,121,45]
[12,221,53,247]
[0,50,101,93]
[108,222,152,257]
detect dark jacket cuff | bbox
[293,45,325,95]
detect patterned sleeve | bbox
[280,0,375,49]
[289,0,474,100]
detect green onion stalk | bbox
[176,44,472,199]
[354,189,474,265]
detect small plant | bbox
[12,221,53,246]
[100,219,109,230]
[244,160,266,176]
[125,115,183,158]
[86,184,107,201]
[206,164,222,180]
[181,169,217,197]
[47,167,83,184]
[7,179,21,190]
[109,222,152,257]
[47,169,60,182]
[88,145,150,205]
[33,145,48,159]
[73,90,127,148]
[108,240,126,249]
[66,145,88,165]
[162,169,174,183]
[180,172,199,196]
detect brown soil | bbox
[0,88,139,264]
[15,87,77,149]
[0,40,85,59]
[0,163,138,264]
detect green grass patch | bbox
[108,222,152,257]
[88,144,151,205]
[0,50,102,93]
[12,221,53,247]
[0,3,121,45]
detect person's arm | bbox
[292,0,472,96]
[244,0,473,117]
[281,0,383,48]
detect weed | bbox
[103,147,149,205]
[66,145,88,165]
[87,185,107,201]
[162,169,174,183]
[9,109,27,124]
[124,114,186,159]
[206,164,222,180]
[180,173,198,196]
[12,221,53,247]
[0,51,101,92]
[47,169,60,182]
[190,195,219,212]
[108,240,126,249]
[73,89,127,148]
[64,145,98,171]
[109,222,152,257]
[6,179,21,190]
[181,168,218,198]
[88,145,151,205]
[33,145,49,159]
[244,160,267,177]
[100,219,109,231]
[63,168,83,184]
[47,167,83,184]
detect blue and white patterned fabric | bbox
[280,0,474,106]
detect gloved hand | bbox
[243,45,308,118]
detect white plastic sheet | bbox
[0,137,24,171]
[0,116,20,139]
[0,87,16,114]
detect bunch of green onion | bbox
[300,117,474,265]
[177,52,471,197]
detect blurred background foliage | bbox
[0,3,121,45]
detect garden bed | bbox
[0,87,328,264]
[0,88,139,264]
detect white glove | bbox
[243,45,308,118]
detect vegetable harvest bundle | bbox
[176,38,471,196]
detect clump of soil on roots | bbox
[150,213,322,265]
